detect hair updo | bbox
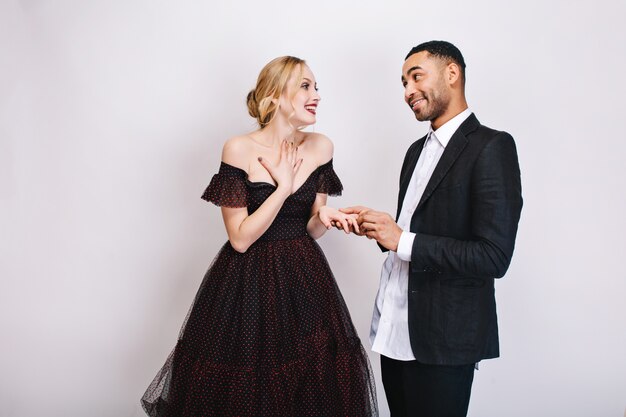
[246,56,305,128]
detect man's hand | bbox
[358,210,403,251]
[340,207,403,251]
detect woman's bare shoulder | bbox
[221,135,253,171]
[300,132,334,163]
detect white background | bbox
[1,1,625,416]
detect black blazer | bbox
[395,113,522,365]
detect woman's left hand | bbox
[318,206,360,234]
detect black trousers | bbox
[381,355,475,417]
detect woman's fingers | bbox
[292,145,298,167]
[258,140,303,192]
[348,216,360,234]
[257,156,274,176]
[286,140,294,164]
[328,212,355,234]
[294,158,303,174]
[340,217,351,233]
[279,140,300,169]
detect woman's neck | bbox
[255,118,302,148]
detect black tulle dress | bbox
[141,159,378,416]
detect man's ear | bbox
[446,62,461,85]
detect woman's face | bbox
[278,64,321,127]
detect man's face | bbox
[401,51,451,123]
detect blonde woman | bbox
[141,56,378,416]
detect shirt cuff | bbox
[396,231,415,261]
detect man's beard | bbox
[415,84,450,122]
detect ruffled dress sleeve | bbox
[201,162,248,207]
[316,159,343,196]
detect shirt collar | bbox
[427,108,472,148]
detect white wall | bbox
[1,1,625,416]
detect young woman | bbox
[141,56,377,416]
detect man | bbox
[342,41,523,416]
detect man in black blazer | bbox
[342,41,523,416]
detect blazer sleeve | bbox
[410,132,523,278]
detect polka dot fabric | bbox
[201,162,249,208]
[141,159,378,416]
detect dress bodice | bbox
[202,160,342,241]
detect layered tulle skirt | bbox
[141,236,377,416]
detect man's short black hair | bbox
[405,40,466,82]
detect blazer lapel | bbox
[416,114,479,210]
[396,137,426,220]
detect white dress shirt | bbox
[370,109,472,360]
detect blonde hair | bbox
[246,56,305,128]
